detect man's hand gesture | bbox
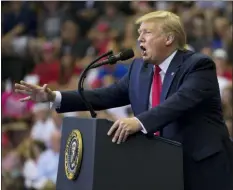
[15,81,56,103]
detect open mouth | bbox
[140,45,147,56]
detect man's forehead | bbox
[138,21,160,31]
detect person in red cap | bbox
[30,42,60,86]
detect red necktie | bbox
[152,65,162,136]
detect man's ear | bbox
[165,33,175,46]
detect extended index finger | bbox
[15,83,31,91]
[107,120,120,136]
[20,81,40,90]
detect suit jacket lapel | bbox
[160,50,184,102]
[139,63,154,112]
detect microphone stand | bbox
[90,60,114,69]
[78,51,113,118]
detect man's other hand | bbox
[107,117,142,144]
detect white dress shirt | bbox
[50,51,177,133]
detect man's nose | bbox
[137,33,144,42]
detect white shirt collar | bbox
[158,50,177,73]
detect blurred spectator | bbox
[38,1,64,41]
[2,79,34,121]
[2,123,31,190]
[91,64,128,88]
[188,14,211,52]
[221,83,232,118]
[68,1,104,37]
[27,1,66,64]
[221,83,232,141]
[2,151,21,175]
[213,49,232,80]
[2,122,30,153]
[212,49,232,96]
[212,16,230,49]
[130,1,154,16]
[121,18,141,57]
[31,103,57,148]
[30,42,60,86]
[51,111,63,130]
[2,1,37,57]
[94,2,126,39]
[226,117,233,141]
[89,21,112,56]
[226,24,233,64]
[58,17,91,84]
[36,130,61,187]
[22,140,46,189]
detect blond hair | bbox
[135,11,186,50]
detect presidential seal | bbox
[65,130,83,180]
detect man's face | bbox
[137,21,168,63]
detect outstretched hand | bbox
[14,81,55,103]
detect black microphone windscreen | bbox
[120,49,134,61]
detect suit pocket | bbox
[192,143,223,162]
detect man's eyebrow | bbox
[138,28,153,33]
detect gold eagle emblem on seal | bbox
[65,130,83,180]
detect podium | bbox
[56,117,184,190]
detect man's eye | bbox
[138,31,151,35]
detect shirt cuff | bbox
[50,91,62,109]
[134,117,148,134]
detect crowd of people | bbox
[1,1,232,190]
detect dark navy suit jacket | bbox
[57,50,233,189]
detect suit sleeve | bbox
[136,58,220,134]
[56,61,134,113]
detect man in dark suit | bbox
[15,11,233,190]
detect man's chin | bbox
[142,56,149,61]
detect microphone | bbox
[91,49,134,69]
